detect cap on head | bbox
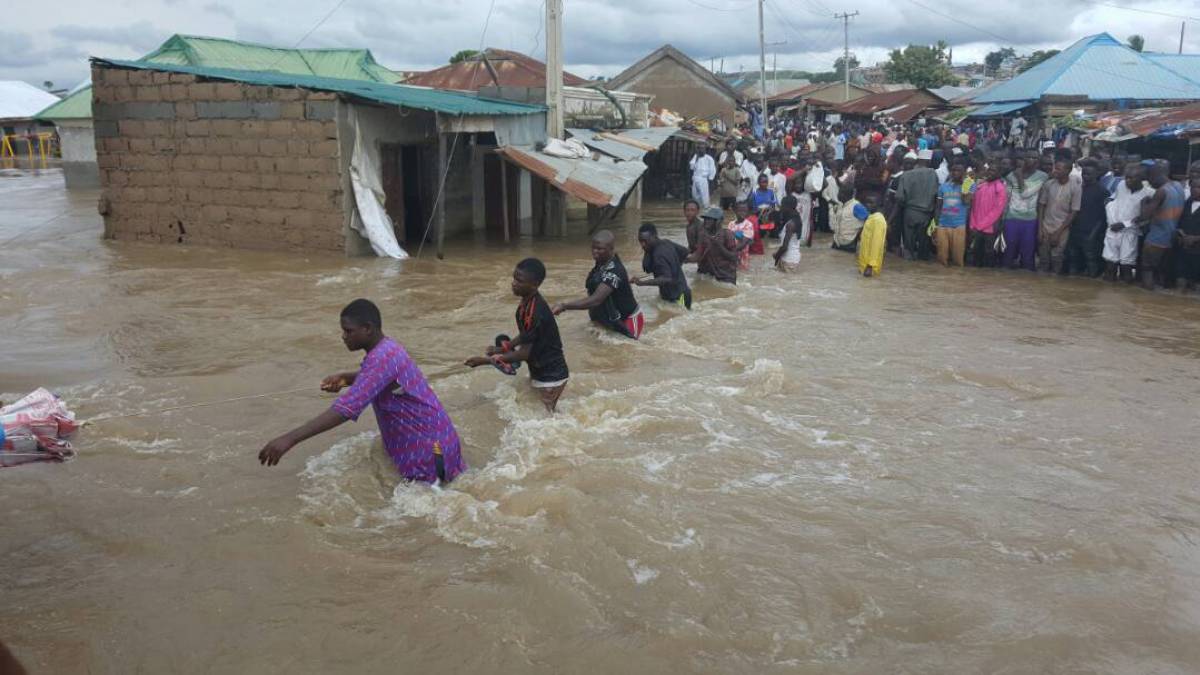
[702,206,724,220]
[917,149,933,161]
[904,151,919,160]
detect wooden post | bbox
[436,128,447,259]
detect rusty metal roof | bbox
[1090,103,1200,139]
[835,89,946,116]
[403,48,587,91]
[496,145,647,207]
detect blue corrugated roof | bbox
[1144,53,1200,88]
[975,34,1200,104]
[966,101,1034,118]
[92,57,546,117]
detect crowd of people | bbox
[685,115,1200,292]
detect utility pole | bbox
[1181,21,1186,55]
[546,0,564,139]
[545,0,565,235]
[757,0,767,134]
[765,40,786,97]
[834,11,859,102]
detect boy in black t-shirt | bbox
[465,258,569,412]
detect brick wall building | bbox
[93,66,346,251]
[89,58,549,255]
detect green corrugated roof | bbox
[36,84,92,120]
[140,35,402,82]
[37,33,407,121]
[92,58,546,116]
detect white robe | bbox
[689,154,717,205]
[1103,182,1155,265]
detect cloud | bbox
[4,0,1198,90]
[204,3,235,19]
[50,20,166,53]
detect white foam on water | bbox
[107,437,183,454]
[626,559,660,584]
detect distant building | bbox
[767,82,874,119]
[969,33,1200,120]
[833,88,951,125]
[403,48,588,91]
[606,45,742,126]
[0,81,59,165]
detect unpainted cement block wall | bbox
[92,65,345,252]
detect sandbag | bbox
[1,388,78,466]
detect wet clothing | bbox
[937,180,969,228]
[1178,199,1200,282]
[684,218,703,253]
[895,167,939,260]
[857,212,887,275]
[1104,182,1156,266]
[585,255,641,339]
[1063,181,1109,275]
[516,294,569,385]
[1146,182,1186,247]
[1004,170,1048,222]
[831,199,868,249]
[727,218,756,270]
[332,337,465,483]
[693,229,739,284]
[968,179,1006,235]
[1002,218,1038,271]
[642,239,692,308]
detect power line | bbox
[1074,0,1200,23]
[680,0,753,12]
[262,0,351,71]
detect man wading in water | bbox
[552,230,645,339]
[259,299,466,484]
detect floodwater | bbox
[2,169,1200,674]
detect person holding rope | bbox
[258,299,466,484]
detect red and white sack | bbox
[1,388,79,466]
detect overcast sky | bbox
[3,0,1198,90]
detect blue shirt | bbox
[751,188,777,210]
[937,181,968,228]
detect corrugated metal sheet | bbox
[566,127,676,161]
[836,89,928,115]
[496,146,647,207]
[141,35,401,82]
[92,58,546,117]
[975,33,1200,104]
[0,81,61,121]
[37,34,405,121]
[966,101,1035,118]
[404,48,587,91]
[35,85,92,120]
[929,86,969,100]
[1090,103,1200,138]
[1144,54,1200,88]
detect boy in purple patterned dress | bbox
[259,299,465,484]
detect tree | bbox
[42,80,54,91]
[833,55,860,80]
[1018,49,1060,73]
[1127,35,1145,52]
[449,49,480,64]
[984,47,1016,76]
[883,42,956,88]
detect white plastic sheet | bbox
[349,107,409,259]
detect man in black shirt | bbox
[1063,161,1109,277]
[552,230,644,339]
[465,257,569,412]
[632,223,692,309]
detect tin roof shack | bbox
[90,58,545,256]
[607,45,742,127]
[38,34,405,189]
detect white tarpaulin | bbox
[348,106,408,259]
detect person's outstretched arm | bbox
[259,409,346,466]
[552,284,613,314]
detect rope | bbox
[83,386,318,424]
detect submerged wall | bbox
[92,64,346,252]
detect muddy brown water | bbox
[2,169,1200,674]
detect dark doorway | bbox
[400,145,426,244]
[483,153,520,240]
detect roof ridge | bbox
[170,34,371,56]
